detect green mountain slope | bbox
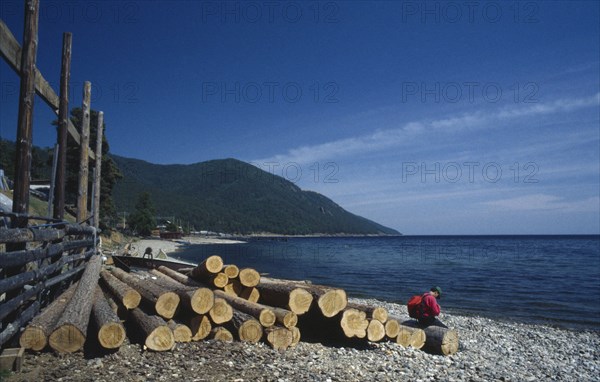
[111,155,400,235]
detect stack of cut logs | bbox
[19,254,459,356]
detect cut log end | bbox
[340,309,368,338]
[411,328,426,349]
[396,327,412,347]
[265,327,293,351]
[281,312,298,329]
[239,268,260,288]
[318,289,347,318]
[209,298,233,324]
[190,315,212,341]
[372,307,388,323]
[191,288,215,315]
[212,273,229,288]
[223,265,239,279]
[205,255,224,273]
[367,319,385,342]
[385,319,400,339]
[259,309,276,328]
[155,292,180,319]
[98,322,126,349]
[289,289,313,315]
[439,329,459,355]
[123,290,142,309]
[290,326,301,347]
[167,321,193,343]
[19,327,47,351]
[48,324,86,353]
[211,327,234,342]
[145,326,175,351]
[238,320,263,343]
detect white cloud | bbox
[481,194,600,213]
[255,93,600,165]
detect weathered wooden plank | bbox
[0,239,95,268]
[0,250,91,295]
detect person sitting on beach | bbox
[418,286,442,326]
[142,247,153,260]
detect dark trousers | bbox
[418,316,436,327]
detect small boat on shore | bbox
[111,254,192,273]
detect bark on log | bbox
[225,310,263,343]
[210,327,233,342]
[147,270,214,314]
[255,280,313,315]
[92,286,126,349]
[167,320,192,343]
[189,315,212,341]
[238,268,260,287]
[110,267,180,319]
[366,319,385,342]
[20,282,78,351]
[189,255,223,280]
[264,326,293,351]
[209,298,233,324]
[223,264,239,279]
[214,290,275,327]
[339,308,369,338]
[157,266,204,288]
[130,308,174,351]
[260,277,346,317]
[100,270,141,309]
[49,255,102,353]
[401,320,458,355]
[346,302,388,323]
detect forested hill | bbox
[111,155,400,235]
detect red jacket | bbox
[421,293,440,318]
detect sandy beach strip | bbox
[125,236,245,261]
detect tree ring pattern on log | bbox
[49,324,85,353]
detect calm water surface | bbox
[174,235,600,331]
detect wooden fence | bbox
[1,0,104,349]
[0,216,98,347]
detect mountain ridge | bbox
[111,154,400,236]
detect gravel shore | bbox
[5,298,599,382]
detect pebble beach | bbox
[6,297,599,382]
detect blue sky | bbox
[0,1,598,234]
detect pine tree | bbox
[127,192,156,236]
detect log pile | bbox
[18,253,459,356]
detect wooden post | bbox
[76,81,91,223]
[92,112,103,228]
[11,0,39,225]
[54,32,72,220]
[47,144,59,218]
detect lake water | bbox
[173,235,600,331]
